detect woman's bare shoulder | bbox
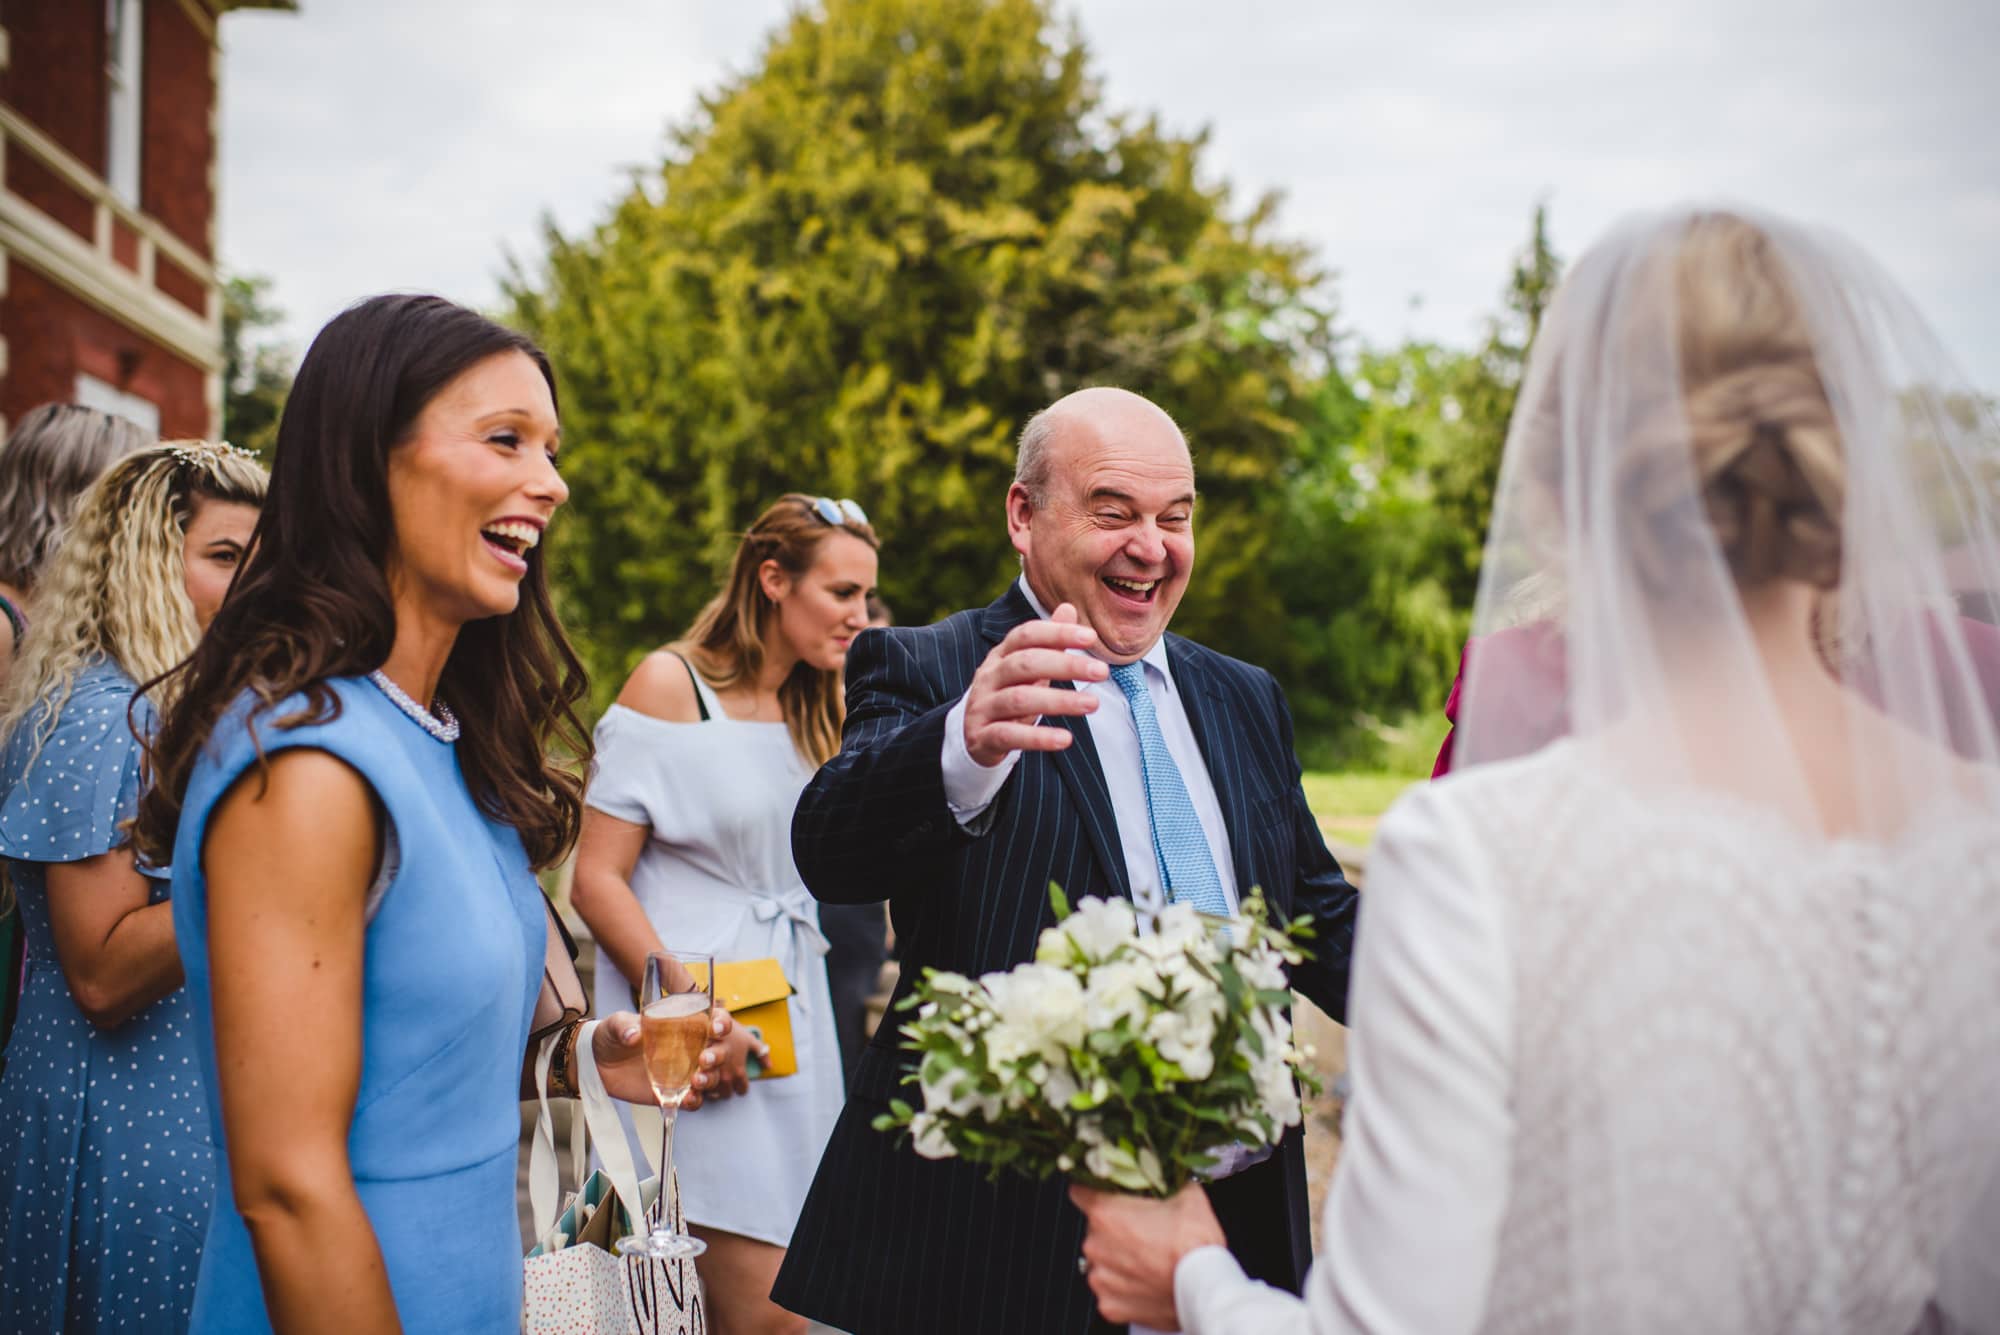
[616,650,705,725]
[207,747,379,887]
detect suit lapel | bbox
[1168,638,1258,904]
[976,583,1038,647]
[978,585,1132,904]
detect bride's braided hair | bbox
[1512,214,1846,612]
[1674,215,1846,591]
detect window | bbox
[106,0,143,206]
[74,373,160,437]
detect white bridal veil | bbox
[1451,207,2000,1329]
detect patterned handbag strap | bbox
[526,1027,592,1244]
[574,1021,653,1232]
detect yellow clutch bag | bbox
[690,958,797,1079]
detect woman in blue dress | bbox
[0,440,267,1332]
[0,402,150,1075]
[131,295,746,1334]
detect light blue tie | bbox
[1109,662,1230,917]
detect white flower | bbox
[1083,957,1157,1030]
[1239,941,1289,994]
[921,1064,1000,1122]
[1255,1056,1302,1129]
[1148,1007,1218,1080]
[1039,896,1139,966]
[1242,1010,1303,1129]
[1042,1062,1080,1110]
[1133,903,1220,983]
[909,1112,955,1160]
[1145,965,1226,1079]
[1151,903,1206,952]
[1233,1007,1271,1063]
[981,964,1087,1066]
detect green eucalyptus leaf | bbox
[1048,882,1072,921]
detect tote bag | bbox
[523,1022,706,1334]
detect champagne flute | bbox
[616,951,713,1260]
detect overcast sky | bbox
[216,0,2000,388]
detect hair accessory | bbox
[810,496,867,528]
[165,440,261,468]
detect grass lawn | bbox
[1300,769,1426,849]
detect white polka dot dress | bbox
[0,660,216,1332]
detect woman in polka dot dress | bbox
[0,441,266,1332]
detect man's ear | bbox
[758,557,790,602]
[1006,483,1034,561]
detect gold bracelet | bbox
[547,1020,583,1099]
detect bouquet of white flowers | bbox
[872,887,1319,1198]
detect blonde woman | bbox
[572,494,879,1335]
[0,441,264,1333]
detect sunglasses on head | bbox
[810,496,868,528]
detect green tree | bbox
[220,273,292,456]
[1430,201,1563,605]
[1269,205,1564,760]
[507,0,1333,703]
[1269,344,1473,757]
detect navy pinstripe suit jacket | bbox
[773,584,1358,1335]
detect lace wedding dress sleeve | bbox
[1176,777,1514,1335]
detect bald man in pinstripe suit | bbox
[772,389,1358,1334]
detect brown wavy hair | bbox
[134,295,590,871]
[673,494,878,766]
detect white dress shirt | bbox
[940,577,1239,918]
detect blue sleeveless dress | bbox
[0,659,217,1333]
[171,677,545,1333]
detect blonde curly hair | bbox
[0,440,268,766]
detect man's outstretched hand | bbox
[963,603,1107,768]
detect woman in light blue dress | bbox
[131,296,743,1334]
[0,441,266,1332]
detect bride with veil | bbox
[1070,208,2000,1332]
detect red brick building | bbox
[0,0,291,439]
